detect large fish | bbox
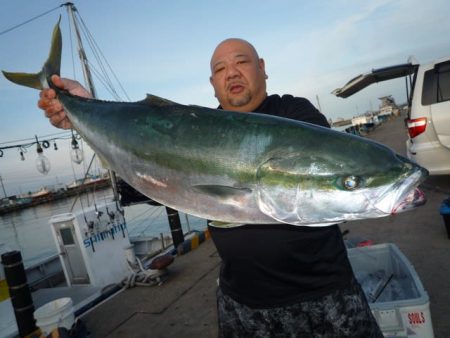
[3,21,428,227]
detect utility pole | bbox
[0,175,8,198]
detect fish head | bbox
[255,142,428,225]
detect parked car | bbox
[332,56,450,175]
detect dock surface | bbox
[82,113,450,337]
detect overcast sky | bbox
[1,0,449,195]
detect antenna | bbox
[316,95,323,113]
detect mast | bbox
[64,2,119,201]
[62,3,186,247]
[65,3,97,98]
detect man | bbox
[38,38,383,337]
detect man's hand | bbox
[37,75,91,129]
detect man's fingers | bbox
[39,88,56,99]
[49,111,72,129]
[59,118,73,129]
[49,110,64,125]
[38,98,63,115]
[50,75,65,89]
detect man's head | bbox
[210,38,268,112]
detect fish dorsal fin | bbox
[140,94,177,107]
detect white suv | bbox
[332,57,450,175]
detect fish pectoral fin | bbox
[208,221,246,228]
[140,94,178,107]
[192,185,252,199]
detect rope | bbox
[122,257,165,288]
[76,14,130,101]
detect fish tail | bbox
[2,16,62,90]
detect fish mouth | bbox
[391,187,426,214]
[372,168,427,215]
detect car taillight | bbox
[407,117,427,138]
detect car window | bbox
[437,62,450,102]
[422,61,450,105]
[422,70,436,105]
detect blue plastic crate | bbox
[439,198,450,239]
[439,198,450,215]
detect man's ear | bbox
[209,76,218,98]
[259,58,268,79]
[259,58,265,69]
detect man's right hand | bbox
[37,75,92,129]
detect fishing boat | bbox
[0,3,206,336]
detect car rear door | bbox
[332,63,419,99]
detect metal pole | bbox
[184,213,191,233]
[0,175,7,198]
[165,207,185,248]
[1,251,38,337]
[66,3,97,98]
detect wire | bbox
[69,152,99,212]
[66,8,78,81]
[1,3,130,102]
[0,5,63,36]
[0,131,72,146]
[73,10,130,101]
[0,132,73,157]
[130,207,165,237]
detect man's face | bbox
[210,39,267,112]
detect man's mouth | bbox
[228,84,245,94]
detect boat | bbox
[0,177,112,215]
[1,195,197,337]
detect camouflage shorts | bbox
[216,279,384,338]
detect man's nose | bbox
[226,64,240,79]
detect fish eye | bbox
[343,175,360,190]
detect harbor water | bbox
[0,188,208,267]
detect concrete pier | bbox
[82,113,450,337]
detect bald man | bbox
[38,39,383,337]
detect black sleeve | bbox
[279,95,330,128]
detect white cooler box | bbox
[348,243,434,338]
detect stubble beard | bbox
[228,91,252,108]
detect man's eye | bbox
[214,67,225,74]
